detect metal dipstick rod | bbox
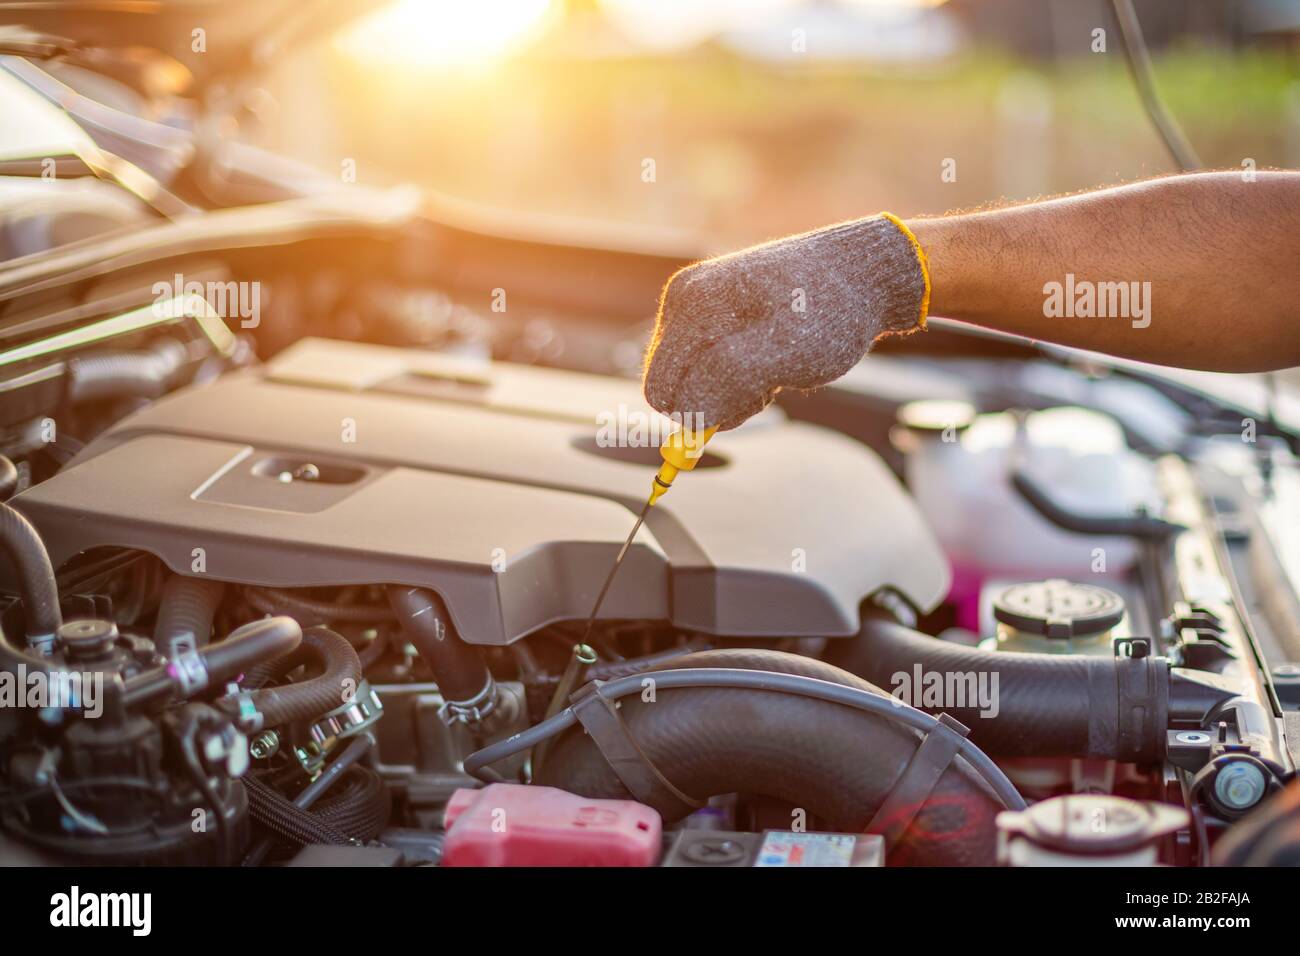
[531,427,715,774]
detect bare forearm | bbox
[907,171,1300,372]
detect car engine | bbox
[0,273,1295,868]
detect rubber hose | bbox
[244,629,384,685]
[122,616,302,709]
[1011,467,1182,540]
[200,616,302,686]
[67,340,187,403]
[537,648,1003,866]
[154,576,225,658]
[242,639,315,690]
[826,616,1169,761]
[0,500,62,648]
[246,586,391,625]
[226,627,361,728]
[388,586,491,705]
[239,624,366,691]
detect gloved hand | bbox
[642,213,930,431]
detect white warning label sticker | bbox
[753,832,860,868]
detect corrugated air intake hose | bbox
[154,575,225,658]
[826,615,1170,762]
[66,339,188,403]
[535,648,1005,866]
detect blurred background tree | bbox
[253,0,1300,250]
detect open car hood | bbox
[0,0,387,93]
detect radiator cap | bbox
[993,579,1125,640]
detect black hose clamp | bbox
[867,712,970,851]
[569,679,704,819]
[1112,637,1169,763]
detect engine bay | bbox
[0,272,1296,869]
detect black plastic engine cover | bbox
[13,338,949,644]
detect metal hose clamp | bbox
[438,677,498,727]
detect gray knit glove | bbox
[643,214,930,431]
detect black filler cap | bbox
[56,619,120,662]
[993,579,1125,640]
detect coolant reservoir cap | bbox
[992,579,1124,639]
[897,399,977,433]
[998,794,1187,855]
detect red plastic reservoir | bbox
[442,784,662,867]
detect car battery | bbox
[663,830,885,867]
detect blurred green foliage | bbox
[282,44,1300,247]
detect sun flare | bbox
[338,0,555,70]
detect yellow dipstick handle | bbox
[648,426,717,506]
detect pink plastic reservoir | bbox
[442,784,663,867]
